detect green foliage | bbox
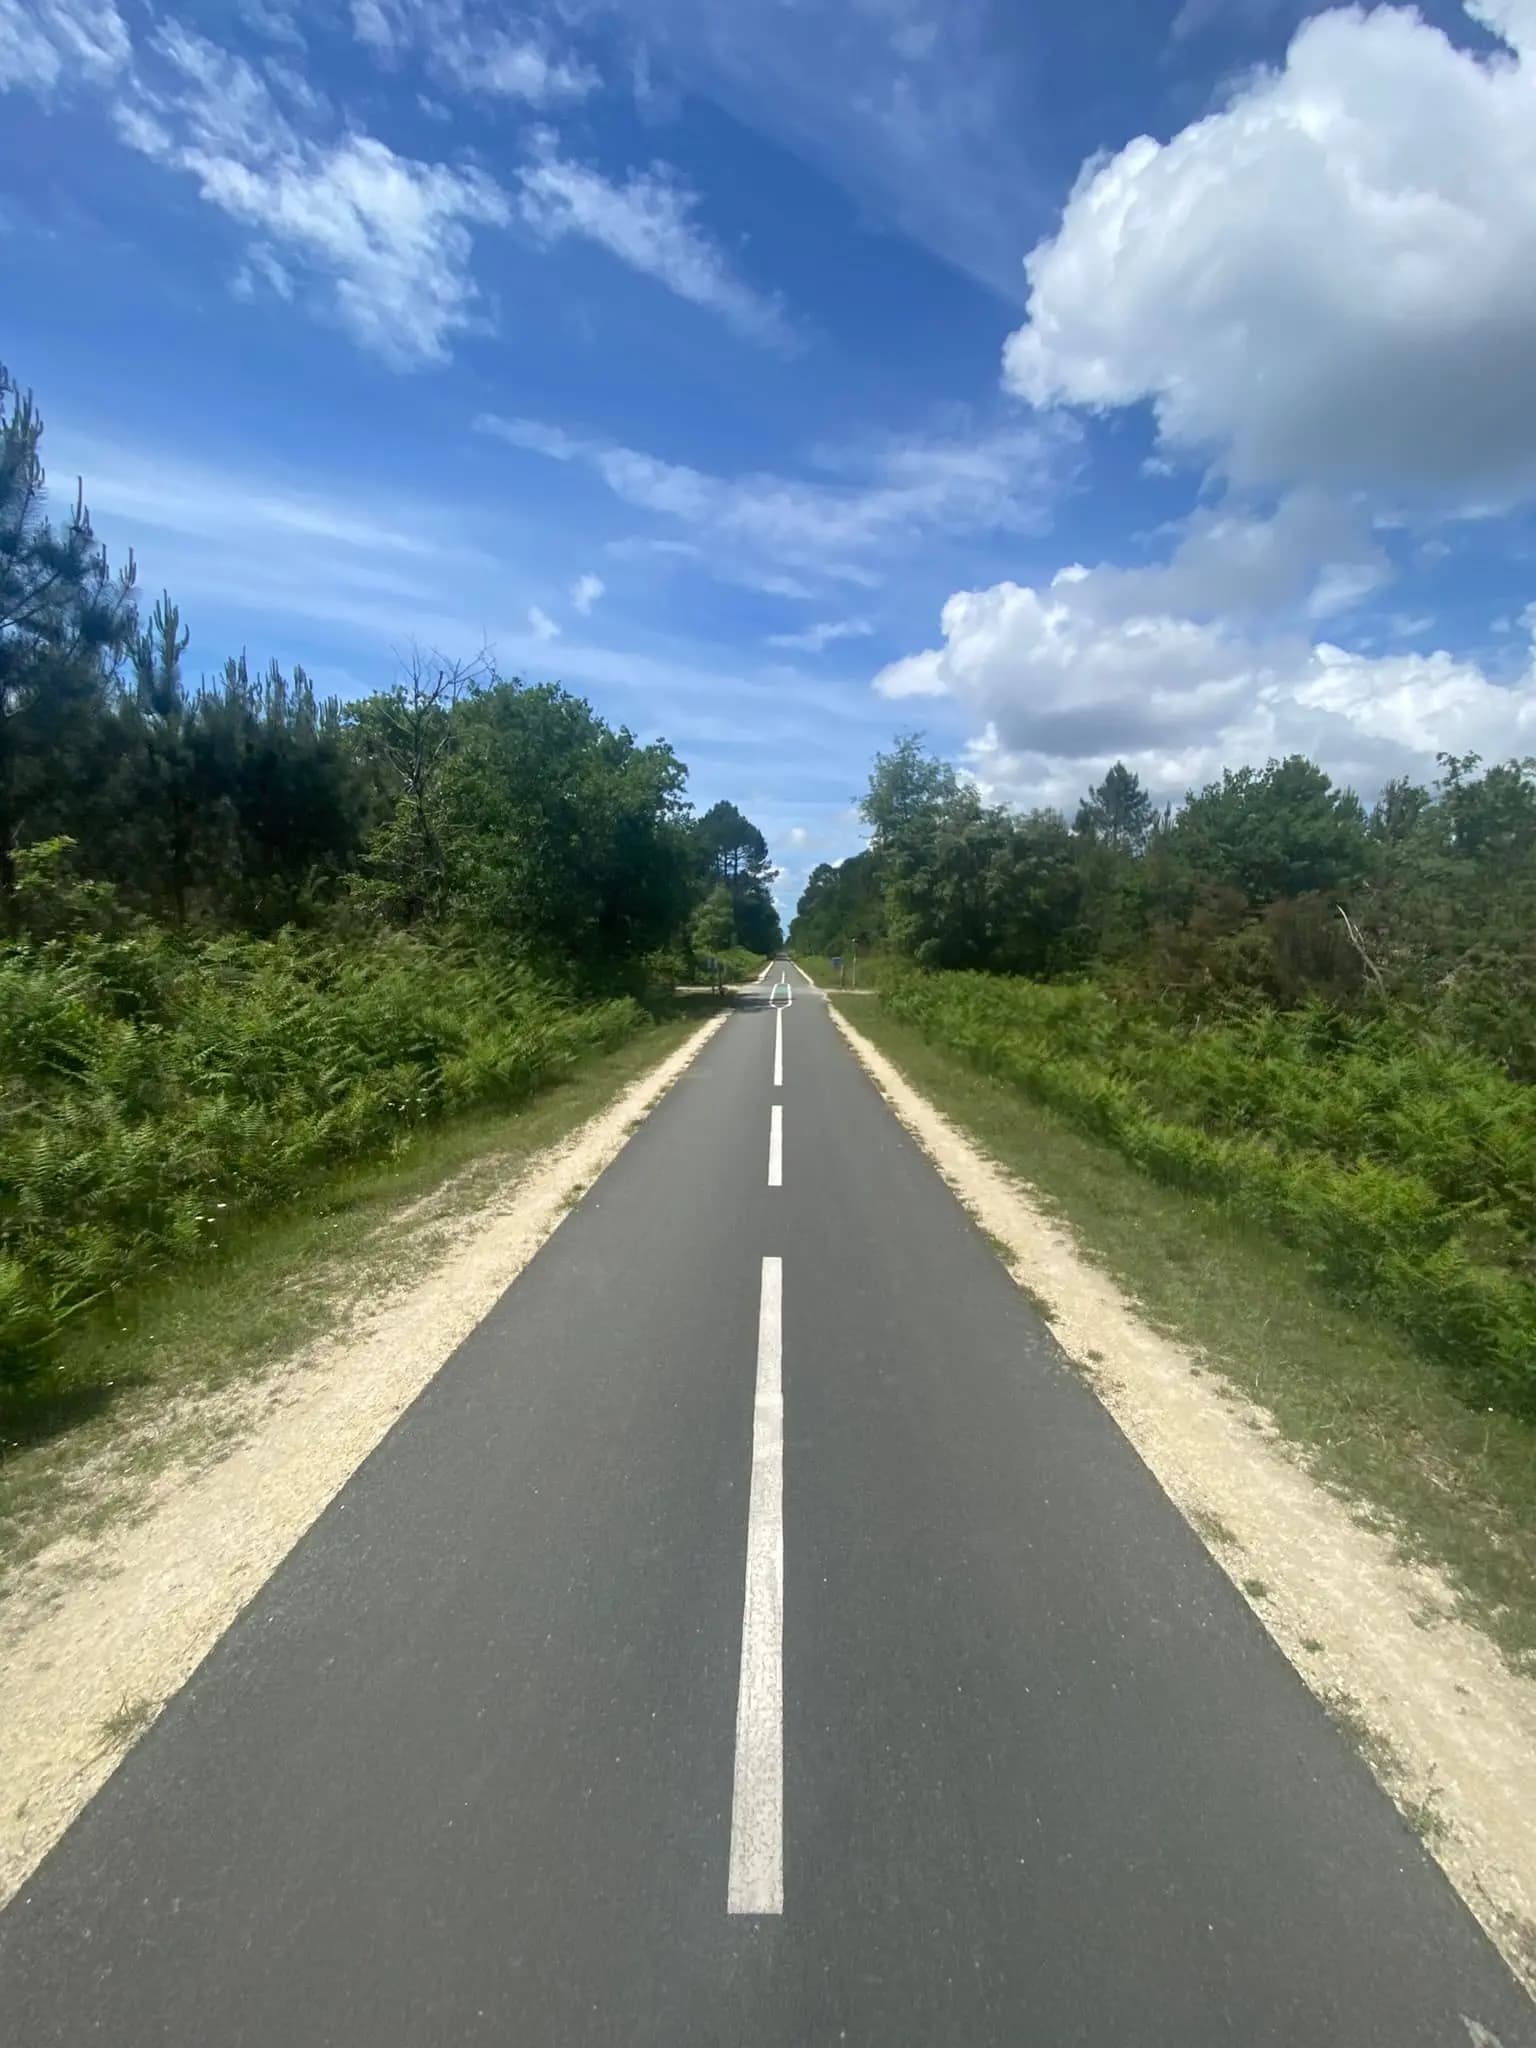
[796,952,883,989]
[0,355,784,1412]
[716,944,766,984]
[1075,761,1155,853]
[789,850,884,956]
[882,970,1536,1418]
[1,363,139,916]
[1165,756,1370,906]
[690,883,737,961]
[692,798,782,954]
[434,678,692,971]
[858,736,1086,974]
[0,926,646,1391]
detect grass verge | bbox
[838,998,1536,1675]
[795,953,884,990]
[0,1006,711,1586]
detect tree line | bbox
[1,362,781,972]
[1,358,789,1393]
[792,734,1536,1080]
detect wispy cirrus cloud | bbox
[115,21,510,367]
[516,132,794,350]
[350,0,598,106]
[0,0,129,94]
[594,0,1044,302]
[766,617,873,654]
[476,408,1065,585]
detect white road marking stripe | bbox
[773,1008,783,1089]
[768,1103,783,1187]
[728,1257,784,1915]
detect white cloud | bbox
[230,241,294,302]
[351,0,597,104]
[350,0,396,49]
[528,603,561,641]
[516,136,793,349]
[239,0,305,48]
[119,23,509,368]
[0,0,128,93]
[875,550,1536,814]
[1004,0,1536,502]
[476,410,1063,583]
[766,617,874,654]
[1083,491,1391,625]
[452,34,595,103]
[570,571,605,613]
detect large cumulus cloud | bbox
[1004,0,1536,502]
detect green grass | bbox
[794,953,884,991]
[837,998,1536,1675]
[0,1008,710,1584]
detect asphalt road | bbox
[2,965,1531,2046]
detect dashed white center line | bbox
[768,1103,783,1187]
[728,1256,784,1916]
[773,1008,783,1089]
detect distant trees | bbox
[0,357,782,979]
[858,737,1084,976]
[692,798,783,955]
[797,730,1536,1079]
[788,850,884,958]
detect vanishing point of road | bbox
[2,965,1531,2045]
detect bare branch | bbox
[1336,903,1388,995]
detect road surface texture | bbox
[3,967,1531,2046]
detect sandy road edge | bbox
[829,997,1536,1996]
[0,1011,727,1909]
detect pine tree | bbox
[1075,761,1155,853]
[0,364,137,918]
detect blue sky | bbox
[5,0,1536,912]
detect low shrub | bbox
[0,928,645,1390]
[881,970,1536,1418]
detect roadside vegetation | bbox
[838,1001,1536,1670]
[880,972,1535,1419]
[792,953,884,991]
[0,360,780,1447]
[802,732,1536,1648]
[0,1014,705,1580]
